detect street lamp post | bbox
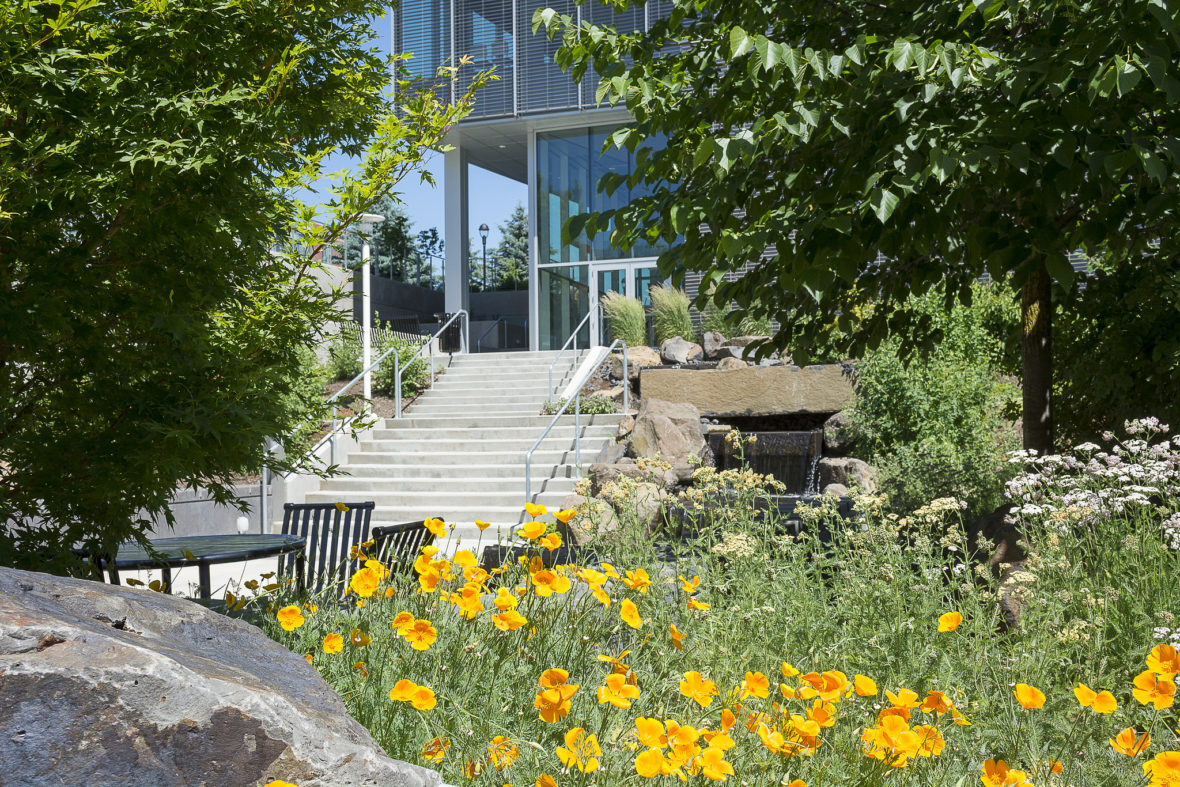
[358,213,385,404]
[478,223,489,291]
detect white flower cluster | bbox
[1163,512,1180,551]
[1153,624,1180,647]
[1004,419,1180,529]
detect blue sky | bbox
[294,13,528,250]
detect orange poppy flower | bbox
[556,728,601,773]
[680,671,719,707]
[624,568,652,593]
[276,605,305,631]
[1074,682,1118,713]
[1013,683,1046,709]
[1134,670,1177,710]
[937,611,962,632]
[670,623,686,650]
[621,598,642,629]
[1111,728,1151,756]
[598,673,641,708]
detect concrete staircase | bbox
[304,350,624,550]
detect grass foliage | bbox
[602,291,648,347]
[253,424,1180,786]
[650,284,695,345]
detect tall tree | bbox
[490,203,529,290]
[0,0,489,571]
[540,0,1180,452]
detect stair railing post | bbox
[259,464,268,535]
[575,391,581,472]
[622,342,629,413]
[394,351,402,419]
[429,340,435,391]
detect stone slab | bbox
[639,364,854,417]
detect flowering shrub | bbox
[253,422,1180,785]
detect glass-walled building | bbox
[394,0,672,349]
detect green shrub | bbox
[649,284,694,344]
[371,336,431,400]
[325,325,429,400]
[851,283,1020,520]
[697,292,772,339]
[540,394,619,415]
[601,291,647,347]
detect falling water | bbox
[708,429,825,495]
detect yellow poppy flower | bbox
[1111,728,1151,756]
[518,520,547,540]
[854,674,878,696]
[553,508,577,523]
[348,567,379,598]
[492,610,528,631]
[1013,683,1046,709]
[475,519,492,531]
[598,673,641,708]
[322,633,344,653]
[421,737,450,762]
[1134,671,1177,709]
[1148,644,1180,678]
[621,599,642,629]
[624,568,652,593]
[741,671,770,699]
[556,727,601,773]
[1075,682,1118,713]
[276,605,305,631]
[670,623,686,650]
[488,735,518,769]
[424,517,447,537]
[937,611,962,632]
[524,502,548,517]
[403,619,437,650]
[680,671,719,707]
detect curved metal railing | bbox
[525,339,628,504]
[475,316,505,353]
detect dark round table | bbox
[111,534,306,601]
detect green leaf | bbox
[1044,253,1075,288]
[729,26,753,59]
[1116,58,1142,96]
[870,188,900,223]
[930,148,955,183]
[1136,145,1167,184]
[892,40,914,71]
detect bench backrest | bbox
[280,502,375,595]
[372,519,438,572]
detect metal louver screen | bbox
[456,0,515,119]
[583,2,644,109]
[518,0,580,112]
[398,0,451,83]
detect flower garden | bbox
[257,421,1180,786]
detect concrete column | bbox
[527,128,539,350]
[443,143,469,328]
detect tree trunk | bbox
[1021,262,1053,453]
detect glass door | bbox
[594,266,627,344]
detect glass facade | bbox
[399,0,668,119]
[536,126,667,348]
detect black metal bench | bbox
[279,501,375,596]
[372,519,439,573]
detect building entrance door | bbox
[591,261,660,345]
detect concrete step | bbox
[354,447,591,463]
[356,436,601,452]
[367,426,617,441]
[408,405,545,416]
[306,487,573,508]
[334,462,577,479]
[376,414,624,429]
[316,476,578,494]
[410,393,549,407]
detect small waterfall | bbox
[803,455,822,496]
[709,428,824,495]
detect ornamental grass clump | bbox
[649,284,694,345]
[602,291,647,347]
[250,423,1180,785]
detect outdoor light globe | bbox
[236,515,250,534]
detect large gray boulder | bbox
[627,398,706,464]
[0,567,439,787]
[715,356,746,371]
[817,457,877,492]
[701,331,726,359]
[610,346,662,381]
[822,410,860,456]
[659,336,703,365]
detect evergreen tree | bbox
[489,204,529,290]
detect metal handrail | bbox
[546,300,601,401]
[475,316,505,352]
[394,310,469,417]
[525,339,628,504]
[304,309,469,458]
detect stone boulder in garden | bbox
[627,398,706,465]
[659,336,703,365]
[0,567,439,787]
[701,331,726,359]
[610,346,662,381]
[817,456,877,492]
